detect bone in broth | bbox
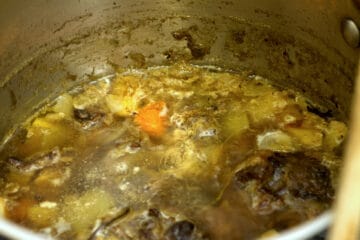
[0,63,347,239]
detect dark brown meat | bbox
[268,153,334,202]
[235,152,334,203]
[228,152,334,232]
[197,189,267,240]
[165,221,195,240]
[92,208,209,240]
[6,148,61,173]
[73,108,106,129]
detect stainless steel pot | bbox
[0,0,359,239]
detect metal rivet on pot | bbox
[341,18,360,48]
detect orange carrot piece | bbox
[134,101,168,137]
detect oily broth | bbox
[0,63,347,239]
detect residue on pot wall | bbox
[0,14,353,145]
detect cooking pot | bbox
[0,0,359,239]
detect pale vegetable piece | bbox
[259,229,278,239]
[34,167,71,188]
[6,198,35,222]
[115,162,129,174]
[73,81,110,109]
[52,93,74,118]
[31,113,64,128]
[105,76,145,117]
[276,104,303,127]
[4,182,20,195]
[0,198,6,217]
[62,189,114,233]
[301,112,327,130]
[105,94,137,117]
[223,112,249,137]
[39,201,57,208]
[19,115,75,157]
[27,203,59,227]
[167,89,194,100]
[169,141,223,179]
[111,75,141,96]
[246,92,290,125]
[133,166,140,174]
[6,171,33,185]
[234,154,265,174]
[257,130,298,152]
[54,218,71,235]
[324,120,348,150]
[286,127,323,149]
[199,129,217,138]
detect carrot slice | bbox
[134,101,168,137]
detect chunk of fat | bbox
[257,130,298,152]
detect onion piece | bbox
[257,130,298,152]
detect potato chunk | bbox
[286,127,323,149]
[62,189,114,233]
[246,92,290,125]
[0,198,6,217]
[52,93,74,118]
[19,114,75,157]
[105,94,138,117]
[105,76,146,117]
[27,202,59,227]
[324,120,348,150]
[223,112,249,137]
[33,167,71,199]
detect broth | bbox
[0,63,347,240]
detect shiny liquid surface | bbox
[0,64,347,240]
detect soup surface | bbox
[0,64,347,240]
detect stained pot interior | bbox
[0,0,358,143]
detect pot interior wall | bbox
[0,0,357,143]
